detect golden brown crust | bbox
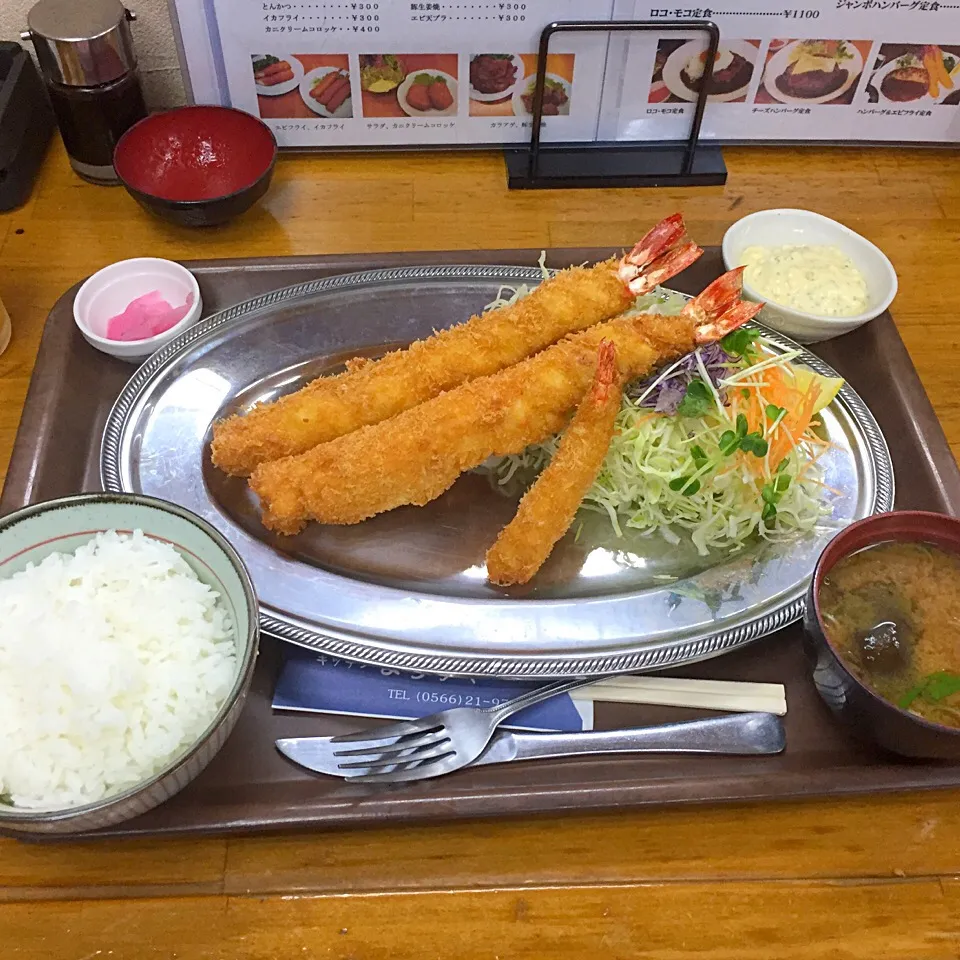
[249,312,695,533]
[485,342,623,586]
[211,260,631,477]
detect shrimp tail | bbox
[617,213,703,297]
[685,267,764,344]
[593,339,617,400]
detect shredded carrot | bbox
[801,477,845,497]
[725,364,823,480]
[796,446,833,480]
[768,375,821,469]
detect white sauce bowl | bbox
[721,209,897,344]
[73,258,202,363]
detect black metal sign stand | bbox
[505,20,727,190]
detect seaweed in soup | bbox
[819,540,960,727]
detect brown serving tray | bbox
[4,247,960,840]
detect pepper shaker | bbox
[22,0,147,184]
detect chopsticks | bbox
[572,677,787,716]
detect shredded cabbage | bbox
[484,274,833,557]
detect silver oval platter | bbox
[101,265,894,678]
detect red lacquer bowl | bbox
[114,106,277,227]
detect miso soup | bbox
[819,540,960,728]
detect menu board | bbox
[209,0,613,146]
[606,0,960,144]
[172,0,960,145]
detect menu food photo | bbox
[611,0,960,143]
[204,0,609,146]
[174,0,960,146]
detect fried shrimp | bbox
[250,268,761,534]
[210,214,701,476]
[251,313,673,533]
[486,340,623,587]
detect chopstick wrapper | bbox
[586,677,787,716]
[273,651,595,732]
[273,651,788,730]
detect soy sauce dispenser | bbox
[22,0,147,184]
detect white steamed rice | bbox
[0,529,237,811]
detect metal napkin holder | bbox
[505,19,727,190]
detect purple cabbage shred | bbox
[630,342,733,415]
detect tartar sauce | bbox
[740,244,869,317]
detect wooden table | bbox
[2,141,959,959]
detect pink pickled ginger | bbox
[106,290,195,342]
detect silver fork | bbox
[326,676,597,783]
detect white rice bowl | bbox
[0,529,237,810]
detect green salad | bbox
[484,278,840,556]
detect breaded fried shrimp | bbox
[251,315,690,533]
[249,268,762,535]
[486,340,623,586]
[211,215,701,476]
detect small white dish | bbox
[722,209,898,344]
[73,258,202,363]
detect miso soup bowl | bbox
[804,510,960,760]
